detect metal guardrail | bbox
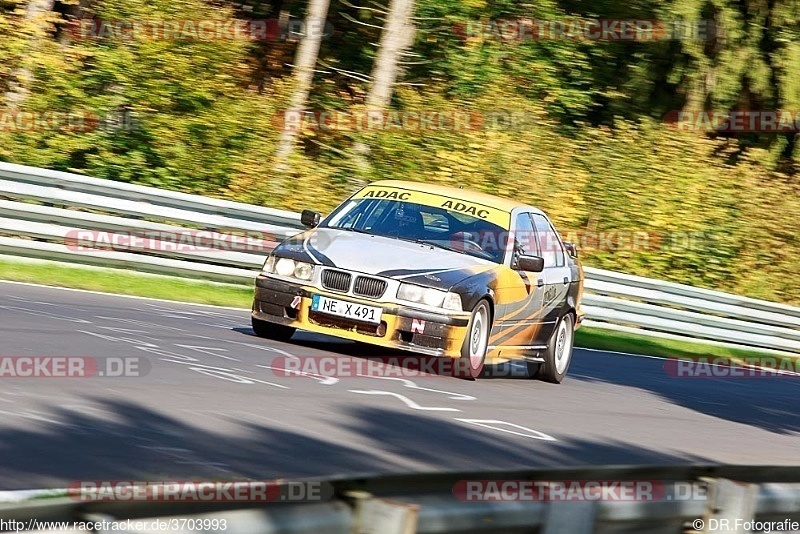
[0,162,303,227]
[1,466,800,533]
[1,161,798,356]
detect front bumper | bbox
[251,275,470,358]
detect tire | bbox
[454,300,491,379]
[251,316,295,342]
[534,313,575,383]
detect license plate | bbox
[311,295,382,324]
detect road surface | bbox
[1,281,799,490]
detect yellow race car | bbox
[251,181,584,382]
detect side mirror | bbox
[564,242,578,258]
[517,254,544,272]
[301,209,321,228]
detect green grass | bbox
[0,256,791,364]
[0,257,253,308]
[575,325,791,363]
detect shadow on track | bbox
[238,326,800,436]
[569,348,800,436]
[0,399,706,490]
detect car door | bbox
[530,213,571,345]
[491,211,547,351]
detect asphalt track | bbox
[1,280,799,490]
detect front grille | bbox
[322,269,351,292]
[353,276,387,298]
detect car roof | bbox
[367,180,538,214]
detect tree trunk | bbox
[365,0,416,111]
[352,0,416,173]
[273,0,331,181]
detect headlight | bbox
[398,283,426,302]
[275,257,296,277]
[422,289,445,307]
[268,257,315,280]
[397,283,462,311]
[262,256,276,274]
[294,262,313,280]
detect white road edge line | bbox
[0,280,249,310]
[355,376,476,401]
[348,390,461,412]
[575,347,675,360]
[454,419,557,441]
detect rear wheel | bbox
[454,300,491,379]
[534,313,574,383]
[251,316,295,342]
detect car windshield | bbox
[322,198,509,263]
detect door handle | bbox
[537,279,544,288]
[563,277,570,285]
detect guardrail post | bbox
[542,501,596,534]
[347,490,419,534]
[701,478,757,533]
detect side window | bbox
[331,199,387,230]
[511,212,539,267]
[531,214,565,268]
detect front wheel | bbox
[455,300,491,379]
[534,313,575,383]
[251,316,295,342]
